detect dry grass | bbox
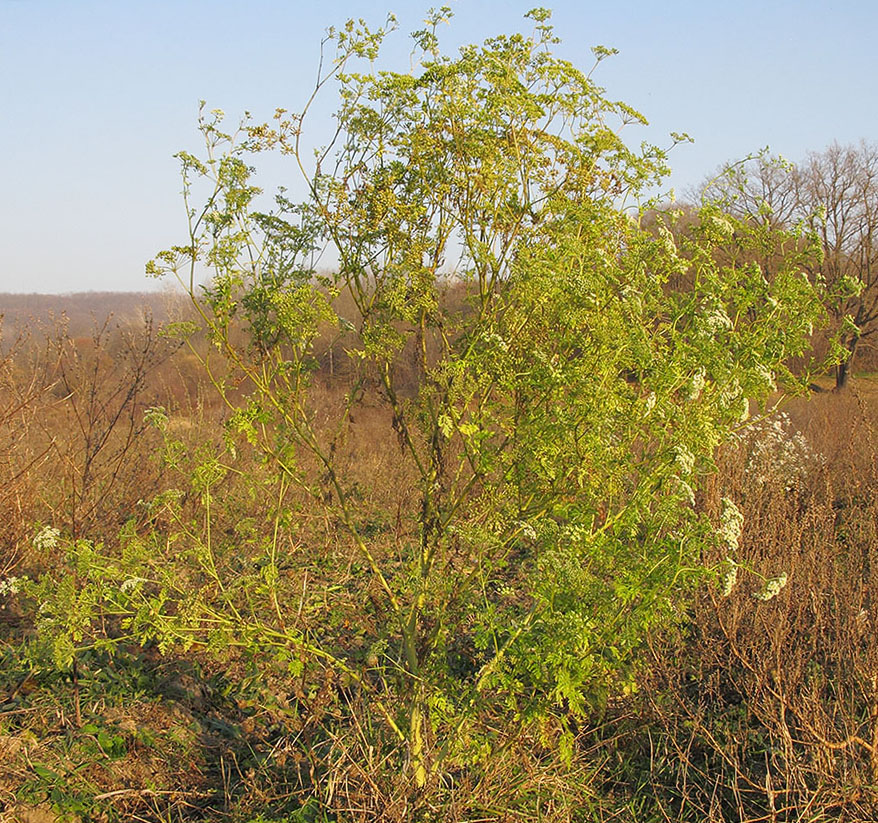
[2,311,878,821]
[639,380,878,822]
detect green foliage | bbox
[26,6,827,799]
[699,144,878,387]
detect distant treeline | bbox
[0,291,189,339]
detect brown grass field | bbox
[1,298,877,822]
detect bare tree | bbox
[700,151,801,230]
[800,142,878,388]
[699,143,878,389]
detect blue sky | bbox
[1,0,876,293]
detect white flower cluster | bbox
[718,497,744,551]
[753,572,788,601]
[702,306,733,334]
[481,331,509,353]
[516,521,538,542]
[721,560,738,597]
[702,212,734,239]
[33,525,60,551]
[0,575,23,596]
[675,478,696,507]
[753,364,776,393]
[120,577,148,594]
[657,225,678,257]
[741,412,822,491]
[674,444,696,477]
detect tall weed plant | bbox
[19,8,834,813]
